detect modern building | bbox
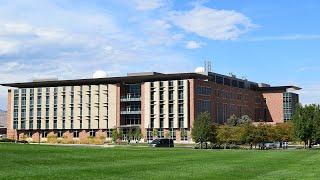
[1,71,300,142]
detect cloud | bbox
[246,34,320,41]
[185,40,201,49]
[169,5,255,40]
[133,0,165,10]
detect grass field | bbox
[1,144,320,179]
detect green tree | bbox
[127,129,134,144]
[238,115,252,124]
[111,129,119,144]
[152,128,158,140]
[273,122,294,148]
[240,123,256,149]
[209,124,218,145]
[254,124,273,149]
[164,131,170,138]
[227,114,238,126]
[134,128,142,142]
[191,112,212,149]
[292,104,320,148]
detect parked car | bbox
[150,138,174,148]
[264,142,276,149]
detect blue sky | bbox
[0,0,319,109]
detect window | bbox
[179,117,184,128]
[169,91,174,101]
[160,105,164,114]
[178,104,184,114]
[46,118,49,129]
[178,90,184,99]
[42,131,47,138]
[169,118,174,128]
[30,96,34,105]
[159,118,164,128]
[21,109,26,118]
[181,129,188,141]
[37,96,42,105]
[73,130,79,138]
[29,120,33,129]
[57,131,63,138]
[21,120,26,129]
[37,108,41,117]
[29,108,34,118]
[168,81,173,87]
[158,129,164,138]
[14,109,18,118]
[46,108,49,117]
[160,91,164,101]
[53,118,57,129]
[46,96,50,105]
[13,120,18,129]
[21,97,26,106]
[169,104,174,114]
[89,130,96,137]
[37,118,41,129]
[170,130,176,140]
[150,118,155,128]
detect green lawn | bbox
[0,144,319,179]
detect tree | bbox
[292,104,320,148]
[240,123,256,149]
[227,114,238,126]
[217,125,243,149]
[134,128,142,142]
[273,122,294,148]
[127,128,134,144]
[191,112,212,149]
[164,131,170,138]
[238,115,252,124]
[111,129,119,144]
[209,124,218,145]
[227,115,252,126]
[152,128,158,140]
[253,124,273,149]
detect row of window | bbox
[24,129,112,138]
[146,128,188,141]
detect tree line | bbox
[192,104,320,149]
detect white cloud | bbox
[133,0,165,10]
[169,5,255,40]
[185,40,201,49]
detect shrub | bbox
[47,134,58,144]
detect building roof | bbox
[257,86,302,92]
[0,73,208,88]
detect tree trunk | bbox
[304,141,307,149]
[250,143,253,149]
[308,139,312,149]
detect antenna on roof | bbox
[204,60,212,73]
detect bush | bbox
[47,134,58,144]
[60,134,73,144]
